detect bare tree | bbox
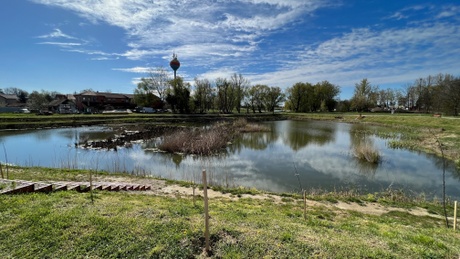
[27,90,57,110]
[145,67,170,102]
[436,74,460,116]
[193,78,214,113]
[4,87,28,103]
[230,73,250,113]
[246,85,266,113]
[215,78,236,113]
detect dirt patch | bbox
[3,173,449,220]
[80,125,177,150]
[93,175,448,219]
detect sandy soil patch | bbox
[2,174,451,220]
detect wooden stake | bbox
[202,170,210,253]
[89,169,94,203]
[303,190,307,220]
[454,201,457,231]
[192,185,196,206]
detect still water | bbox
[0,120,458,198]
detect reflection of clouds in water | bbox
[292,141,457,195]
[1,122,459,198]
[129,147,152,162]
[127,146,295,192]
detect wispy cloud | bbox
[250,21,460,88]
[385,12,407,20]
[112,67,153,73]
[436,5,460,19]
[37,42,82,46]
[37,28,77,39]
[90,57,119,61]
[196,68,239,81]
[30,0,460,94]
[36,28,91,53]
[31,0,328,61]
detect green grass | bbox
[1,167,460,257]
[0,191,459,258]
[0,113,286,130]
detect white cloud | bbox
[121,49,161,60]
[30,0,460,94]
[250,21,460,89]
[37,42,82,46]
[112,67,153,73]
[37,28,77,39]
[385,12,407,20]
[196,68,239,81]
[31,0,327,61]
[131,77,143,86]
[90,57,119,61]
[436,5,460,19]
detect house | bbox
[48,94,78,114]
[74,91,135,113]
[0,94,27,113]
[0,94,20,107]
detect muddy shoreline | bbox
[80,124,178,150]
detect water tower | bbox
[169,53,180,79]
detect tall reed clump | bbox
[158,123,233,155]
[158,119,269,155]
[353,143,381,164]
[232,118,270,133]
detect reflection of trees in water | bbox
[33,129,54,140]
[171,153,183,167]
[282,121,335,151]
[77,131,114,142]
[54,128,114,146]
[349,124,371,147]
[141,137,230,168]
[428,152,460,180]
[229,130,277,154]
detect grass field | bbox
[1,167,460,258]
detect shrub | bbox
[353,144,381,164]
[159,124,232,155]
[158,119,270,155]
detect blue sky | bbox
[0,0,459,100]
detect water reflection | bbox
[279,120,336,151]
[0,122,459,199]
[229,129,277,153]
[349,124,379,175]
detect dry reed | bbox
[353,144,381,164]
[158,119,269,155]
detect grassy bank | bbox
[287,112,460,167]
[1,167,460,258]
[0,113,285,130]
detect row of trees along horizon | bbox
[135,69,459,116]
[1,70,459,116]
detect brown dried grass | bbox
[158,119,269,155]
[159,123,233,155]
[353,144,381,164]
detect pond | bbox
[0,120,459,199]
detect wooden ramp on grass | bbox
[0,179,152,195]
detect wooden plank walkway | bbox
[0,179,152,195]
